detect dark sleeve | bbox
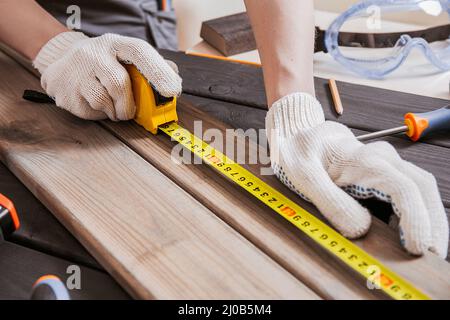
[36,0,178,50]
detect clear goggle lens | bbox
[326,0,450,78]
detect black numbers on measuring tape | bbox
[260,192,269,197]
[402,293,412,300]
[246,182,254,187]
[268,197,277,203]
[238,177,246,182]
[348,254,357,261]
[358,261,368,268]
[320,234,328,240]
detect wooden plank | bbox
[103,95,450,299]
[0,241,128,299]
[0,162,100,269]
[184,95,450,208]
[200,13,256,56]
[160,50,450,148]
[0,51,318,299]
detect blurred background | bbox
[173,0,448,51]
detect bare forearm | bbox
[244,0,315,106]
[0,0,68,60]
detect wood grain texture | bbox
[0,162,100,269]
[160,50,450,148]
[104,95,450,299]
[0,51,319,299]
[200,13,256,56]
[0,241,128,300]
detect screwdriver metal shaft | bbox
[357,125,408,141]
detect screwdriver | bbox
[0,193,20,241]
[357,105,450,142]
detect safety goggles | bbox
[314,0,450,78]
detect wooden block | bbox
[200,12,256,56]
[0,162,100,269]
[0,51,318,299]
[0,241,128,299]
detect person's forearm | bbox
[0,0,68,60]
[244,0,315,106]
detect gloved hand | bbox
[33,31,182,121]
[266,92,448,258]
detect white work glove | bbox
[266,92,448,258]
[33,31,182,121]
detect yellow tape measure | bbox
[124,63,427,300]
[159,122,429,300]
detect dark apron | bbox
[37,0,178,50]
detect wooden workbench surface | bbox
[0,49,449,299]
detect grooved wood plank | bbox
[160,50,450,148]
[0,51,318,299]
[103,95,450,299]
[183,95,450,208]
[0,162,100,269]
[0,241,128,300]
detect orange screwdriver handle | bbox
[404,105,450,141]
[0,193,20,238]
